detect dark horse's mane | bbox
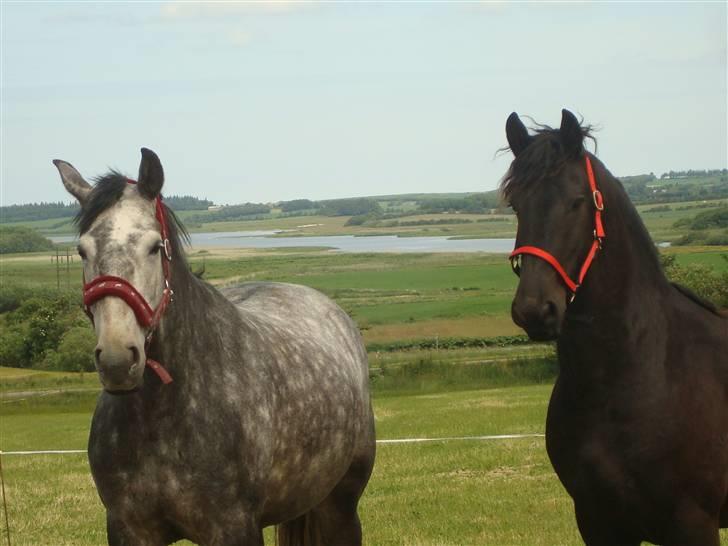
[500,122,596,205]
[75,171,190,263]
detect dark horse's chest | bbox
[545,340,728,543]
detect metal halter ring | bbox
[163,239,173,261]
[592,190,604,211]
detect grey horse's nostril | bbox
[95,348,102,367]
[128,346,140,365]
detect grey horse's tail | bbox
[275,512,323,546]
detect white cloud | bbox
[159,1,309,20]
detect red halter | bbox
[509,155,605,299]
[83,182,174,385]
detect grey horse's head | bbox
[54,149,169,392]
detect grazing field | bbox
[4,248,725,347]
[4,375,728,546]
[1,223,727,544]
[0,372,569,546]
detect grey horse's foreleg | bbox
[106,514,172,546]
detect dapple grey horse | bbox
[54,148,376,546]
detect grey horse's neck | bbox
[147,258,235,388]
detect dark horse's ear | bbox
[505,112,532,157]
[137,148,164,200]
[559,109,584,158]
[53,159,92,205]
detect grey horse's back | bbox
[221,281,367,374]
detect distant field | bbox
[2,247,726,348]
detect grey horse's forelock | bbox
[75,171,190,252]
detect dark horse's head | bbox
[53,149,186,392]
[502,109,599,341]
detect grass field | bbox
[4,248,725,348]
[2,202,727,544]
[4,374,728,546]
[0,373,571,546]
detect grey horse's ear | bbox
[137,148,164,200]
[505,112,532,157]
[53,159,92,204]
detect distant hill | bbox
[2,169,726,227]
[1,195,213,224]
[620,169,728,204]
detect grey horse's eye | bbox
[149,241,163,256]
[77,245,87,260]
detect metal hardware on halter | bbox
[592,190,604,211]
[510,255,521,276]
[163,239,172,261]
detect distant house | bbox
[207,205,224,212]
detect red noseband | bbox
[83,181,173,385]
[509,155,606,300]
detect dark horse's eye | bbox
[571,197,586,211]
[77,245,87,260]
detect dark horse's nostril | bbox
[543,300,557,322]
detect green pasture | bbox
[0,376,567,546]
[4,375,728,546]
[2,246,726,347]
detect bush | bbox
[673,207,728,231]
[280,199,319,213]
[320,198,382,217]
[42,325,96,372]
[661,254,728,308]
[0,290,88,369]
[0,226,55,254]
[0,326,29,367]
[690,207,728,230]
[705,231,728,246]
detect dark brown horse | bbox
[503,110,728,545]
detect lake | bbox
[50,231,516,253]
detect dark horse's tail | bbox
[275,512,323,546]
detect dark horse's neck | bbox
[558,156,671,382]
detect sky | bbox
[1,1,726,207]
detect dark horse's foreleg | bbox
[662,501,722,546]
[574,502,641,546]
